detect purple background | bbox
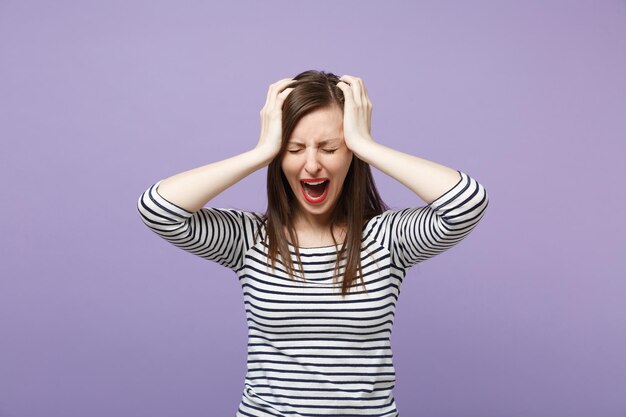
[1,1,625,416]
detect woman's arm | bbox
[351,140,462,205]
[136,78,296,269]
[156,146,274,213]
[369,170,487,269]
[154,78,296,213]
[336,75,488,270]
[335,75,464,204]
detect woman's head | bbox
[280,104,353,226]
[262,70,389,296]
[267,70,380,223]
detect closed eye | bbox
[287,149,338,154]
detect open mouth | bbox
[300,179,330,202]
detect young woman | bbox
[137,70,489,417]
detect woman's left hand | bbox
[336,75,376,153]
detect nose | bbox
[304,148,321,173]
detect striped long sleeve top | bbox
[137,169,489,417]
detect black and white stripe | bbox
[137,170,489,416]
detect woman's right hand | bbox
[255,78,296,159]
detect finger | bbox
[278,79,297,94]
[336,81,353,104]
[267,78,291,101]
[346,77,363,107]
[268,78,296,110]
[277,87,295,101]
[339,74,361,84]
[342,75,369,107]
[266,78,295,106]
[273,77,295,87]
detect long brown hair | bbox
[261,70,389,297]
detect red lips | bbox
[300,177,329,183]
[300,178,330,203]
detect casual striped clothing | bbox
[137,170,489,416]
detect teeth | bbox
[302,180,327,185]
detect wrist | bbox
[252,144,279,165]
[350,137,379,163]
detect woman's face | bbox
[281,105,353,226]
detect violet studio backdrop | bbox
[1,1,625,416]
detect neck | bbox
[294,213,332,232]
[291,210,347,241]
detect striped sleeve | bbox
[372,170,489,270]
[136,179,263,272]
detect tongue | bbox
[305,182,326,197]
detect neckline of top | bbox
[286,241,343,250]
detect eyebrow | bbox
[288,138,340,146]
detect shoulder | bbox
[241,209,265,223]
[363,207,410,227]
[215,207,264,221]
[362,207,428,238]
[201,208,266,236]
